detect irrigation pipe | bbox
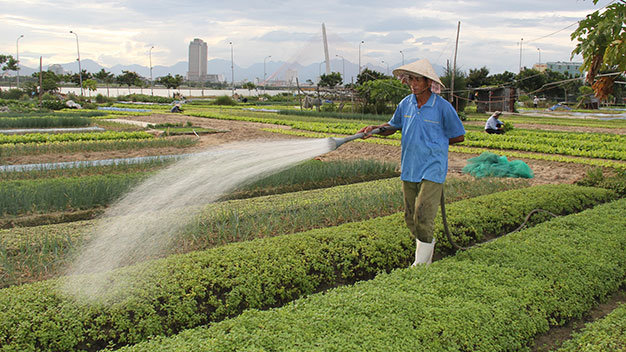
[440,190,558,251]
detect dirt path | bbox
[4,113,593,185]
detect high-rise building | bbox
[188,38,208,81]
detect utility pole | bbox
[450,21,460,105]
[264,55,271,93]
[149,46,154,96]
[399,50,404,66]
[70,31,83,96]
[229,41,234,97]
[16,35,23,89]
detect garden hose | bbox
[440,191,558,251]
[332,128,558,251]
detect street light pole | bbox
[263,55,271,92]
[537,47,541,64]
[518,38,523,74]
[358,40,364,74]
[318,61,324,82]
[381,60,389,75]
[149,46,154,96]
[229,41,234,97]
[335,54,345,84]
[399,50,404,66]
[16,35,23,89]
[70,30,83,96]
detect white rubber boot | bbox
[411,238,435,266]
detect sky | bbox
[0,0,613,76]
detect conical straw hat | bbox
[392,58,445,88]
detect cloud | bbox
[413,36,448,45]
[365,16,452,32]
[254,30,317,43]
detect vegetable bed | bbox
[118,197,626,352]
[0,176,522,288]
[556,302,626,351]
[0,184,614,351]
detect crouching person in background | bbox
[485,111,505,134]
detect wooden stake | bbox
[450,21,461,105]
[39,56,43,107]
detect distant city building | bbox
[206,74,220,83]
[546,61,583,77]
[188,38,208,82]
[285,69,298,85]
[532,63,547,73]
[48,64,65,75]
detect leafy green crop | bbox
[556,302,626,351]
[0,176,523,288]
[0,131,153,145]
[0,116,92,129]
[116,198,626,352]
[0,184,614,351]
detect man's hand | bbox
[358,125,378,139]
[449,135,464,145]
[358,124,396,139]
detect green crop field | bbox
[0,102,625,351]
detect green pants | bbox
[402,180,443,243]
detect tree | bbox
[117,70,142,93]
[242,81,257,94]
[69,69,92,86]
[93,68,114,97]
[157,74,184,90]
[0,54,18,72]
[440,66,468,112]
[467,66,490,88]
[541,69,582,101]
[515,68,546,94]
[318,72,343,88]
[356,68,388,85]
[487,71,517,86]
[571,0,625,100]
[25,71,60,95]
[356,78,410,114]
[82,79,98,97]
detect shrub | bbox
[320,102,336,112]
[0,89,26,100]
[40,100,66,110]
[576,167,626,197]
[95,94,114,103]
[211,95,236,105]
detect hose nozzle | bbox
[328,126,388,150]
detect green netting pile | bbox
[462,152,534,178]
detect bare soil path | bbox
[4,113,595,185]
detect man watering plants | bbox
[358,59,465,266]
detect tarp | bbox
[462,152,534,178]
